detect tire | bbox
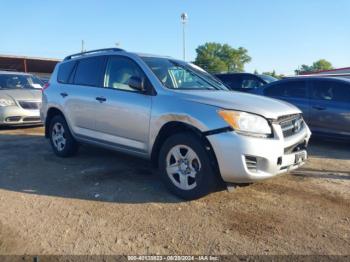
[49,115,78,157]
[158,132,219,200]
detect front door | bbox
[309,79,350,137]
[94,55,152,153]
[263,79,310,122]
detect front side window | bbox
[74,56,106,86]
[142,57,227,90]
[104,56,145,92]
[216,75,241,90]
[265,81,306,98]
[216,74,262,90]
[241,78,264,89]
[311,80,350,103]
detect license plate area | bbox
[294,151,306,164]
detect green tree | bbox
[194,42,251,74]
[312,59,333,71]
[295,59,333,74]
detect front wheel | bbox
[159,132,219,200]
[49,115,78,157]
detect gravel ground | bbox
[0,126,349,255]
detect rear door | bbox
[93,55,152,153]
[309,79,350,137]
[62,56,106,136]
[263,79,310,121]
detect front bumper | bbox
[0,106,42,126]
[207,123,311,183]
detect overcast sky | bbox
[1,0,349,75]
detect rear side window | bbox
[73,56,106,86]
[311,80,350,103]
[57,61,76,84]
[216,75,242,90]
[241,77,264,89]
[217,75,263,90]
[264,80,307,98]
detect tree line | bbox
[194,42,333,76]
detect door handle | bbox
[60,92,68,98]
[312,105,326,111]
[96,96,107,103]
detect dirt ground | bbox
[0,126,349,255]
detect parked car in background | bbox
[39,76,50,84]
[41,48,311,200]
[0,71,43,126]
[215,73,277,92]
[254,77,350,140]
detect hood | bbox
[0,89,42,101]
[174,90,301,120]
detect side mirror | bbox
[128,76,145,92]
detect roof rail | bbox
[63,48,125,61]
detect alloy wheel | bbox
[52,122,66,152]
[165,145,201,190]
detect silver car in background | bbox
[0,71,43,126]
[41,48,311,200]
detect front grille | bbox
[23,117,41,122]
[284,140,307,154]
[245,156,258,172]
[279,114,304,138]
[18,101,41,110]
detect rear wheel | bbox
[49,115,78,157]
[159,132,219,200]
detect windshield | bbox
[142,57,228,90]
[0,74,44,89]
[259,74,278,83]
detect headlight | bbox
[0,98,15,107]
[218,110,272,137]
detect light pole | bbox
[81,40,86,53]
[181,12,188,61]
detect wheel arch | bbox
[44,107,65,138]
[150,121,220,176]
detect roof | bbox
[63,48,124,61]
[215,72,254,76]
[279,76,350,82]
[62,49,173,62]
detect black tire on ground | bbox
[158,132,219,200]
[49,115,79,157]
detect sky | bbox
[1,0,349,75]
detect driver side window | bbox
[241,78,263,89]
[104,56,144,92]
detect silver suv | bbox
[41,48,311,199]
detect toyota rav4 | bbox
[41,48,311,200]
